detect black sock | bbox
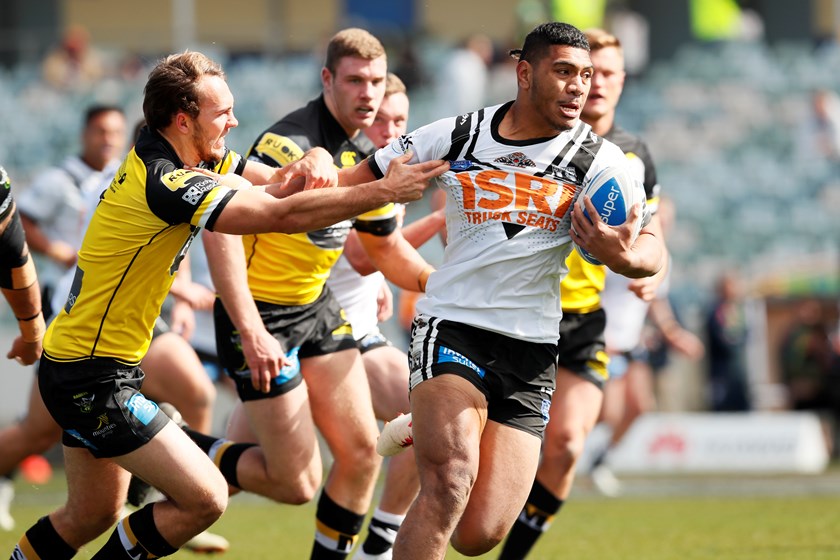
[498,480,563,560]
[360,508,404,555]
[216,442,256,489]
[12,516,75,560]
[183,426,225,454]
[91,503,178,559]
[311,491,365,559]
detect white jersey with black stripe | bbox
[370,102,635,343]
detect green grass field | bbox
[3,470,840,559]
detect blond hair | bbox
[584,28,622,52]
[384,73,406,97]
[325,28,386,73]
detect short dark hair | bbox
[84,104,124,128]
[143,51,225,132]
[510,22,589,64]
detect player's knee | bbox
[422,461,474,515]
[543,424,586,467]
[189,470,228,523]
[450,526,504,557]
[337,435,381,478]
[264,464,321,505]
[22,425,63,455]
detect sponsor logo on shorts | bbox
[541,398,551,425]
[73,392,95,414]
[275,346,301,385]
[66,429,98,450]
[92,413,117,438]
[437,346,485,378]
[125,393,159,426]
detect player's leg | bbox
[304,348,382,558]
[612,357,655,446]
[104,422,228,551]
[356,343,418,559]
[12,446,126,559]
[363,344,410,421]
[452,419,542,556]
[140,331,217,433]
[0,372,62,531]
[499,369,603,559]
[228,387,324,504]
[392,374,486,560]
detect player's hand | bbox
[169,299,196,340]
[47,241,77,268]
[241,326,293,394]
[376,281,394,323]
[274,148,338,191]
[571,199,641,272]
[8,336,42,366]
[382,154,449,203]
[187,167,253,190]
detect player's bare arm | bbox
[203,230,290,393]
[211,153,448,235]
[357,229,434,293]
[626,213,668,300]
[571,198,663,278]
[0,204,44,365]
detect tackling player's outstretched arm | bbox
[210,153,448,235]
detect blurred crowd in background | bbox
[1,0,839,451]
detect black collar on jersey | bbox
[490,101,573,147]
[314,95,376,157]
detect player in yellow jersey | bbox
[9,51,447,560]
[197,30,439,560]
[498,29,667,559]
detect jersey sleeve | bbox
[353,203,398,236]
[213,148,247,176]
[628,140,660,214]
[246,128,310,169]
[145,158,236,231]
[368,117,459,179]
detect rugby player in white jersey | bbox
[339,22,663,559]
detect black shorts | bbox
[408,314,557,439]
[215,287,358,401]
[357,328,392,355]
[38,356,169,459]
[557,309,609,390]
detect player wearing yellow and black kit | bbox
[500,29,666,560]
[11,50,446,560]
[203,29,437,560]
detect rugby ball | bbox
[573,165,644,265]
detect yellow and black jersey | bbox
[246,95,396,305]
[43,128,243,364]
[561,125,660,313]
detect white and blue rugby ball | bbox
[573,165,645,265]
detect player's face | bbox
[527,45,593,131]
[364,92,409,149]
[192,75,239,164]
[582,46,626,122]
[82,110,127,171]
[323,55,387,135]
